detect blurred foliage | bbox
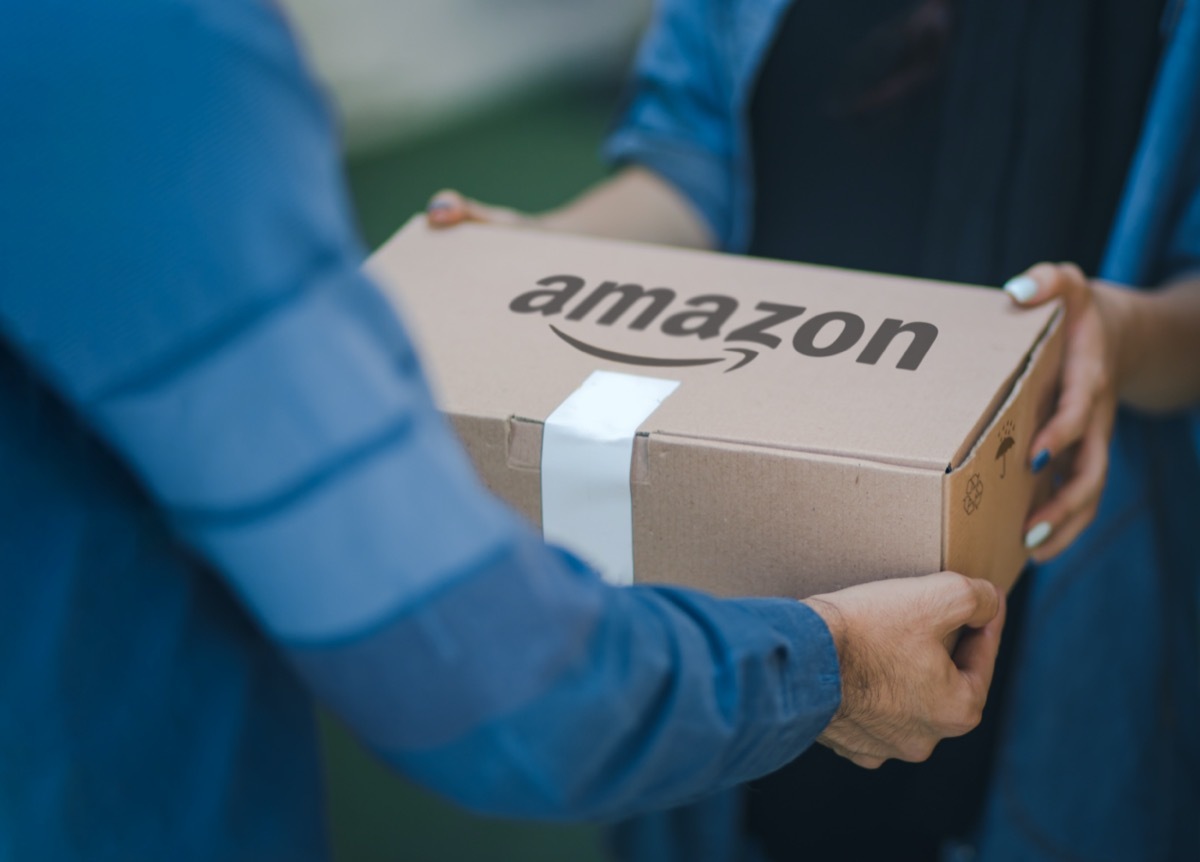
[282,0,648,150]
[346,85,619,251]
[320,713,606,862]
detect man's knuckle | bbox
[954,704,984,734]
[933,704,973,737]
[901,740,936,763]
[946,573,974,599]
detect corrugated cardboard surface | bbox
[369,219,1062,596]
[944,315,1065,591]
[631,435,944,597]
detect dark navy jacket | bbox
[605,1,1200,859]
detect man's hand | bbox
[803,572,1005,769]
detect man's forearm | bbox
[303,536,841,822]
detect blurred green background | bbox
[322,84,619,862]
[345,86,618,252]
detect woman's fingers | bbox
[1027,370,1094,473]
[1006,261,1123,560]
[1009,262,1114,481]
[426,189,469,226]
[1027,322,1111,466]
[1003,262,1089,313]
[1023,417,1111,560]
[1002,263,1057,305]
[426,189,530,228]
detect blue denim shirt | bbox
[0,1,844,857]
[606,2,1200,859]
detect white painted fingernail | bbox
[1003,275,1039,303]
[1024,521,1052,550]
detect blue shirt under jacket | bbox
[0,2,842,859]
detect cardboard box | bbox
[368,219,1063,597]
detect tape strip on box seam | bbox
[541,370,681,586]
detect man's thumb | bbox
[935,574,1001,633]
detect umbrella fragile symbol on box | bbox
[995,419,1017,478]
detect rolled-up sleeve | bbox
[603,0,738,247]
[0,0,840,821]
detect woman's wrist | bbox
[1092,282,1142,401]
[1097,277,1200,412]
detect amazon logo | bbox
[511,275,938,373]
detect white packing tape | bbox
[541,370,681,586]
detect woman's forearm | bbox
[1109,276,1200,413]
[536,166,715,249]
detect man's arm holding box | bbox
[0,0,1002,821]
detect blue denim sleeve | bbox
[1151,7,1200,284]
[1164,166,1200,297]
[0,0,840,820]
[602,0,738,247]
[1152,7,1200,457]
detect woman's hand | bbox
[426,189,533,229]
[423,167,715,249]
[1003,263,1135,561]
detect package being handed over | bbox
[367,219,1062,597]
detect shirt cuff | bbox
[729,596,843,760]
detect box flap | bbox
[369,219,1059,471]
[943,310,1065,589]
